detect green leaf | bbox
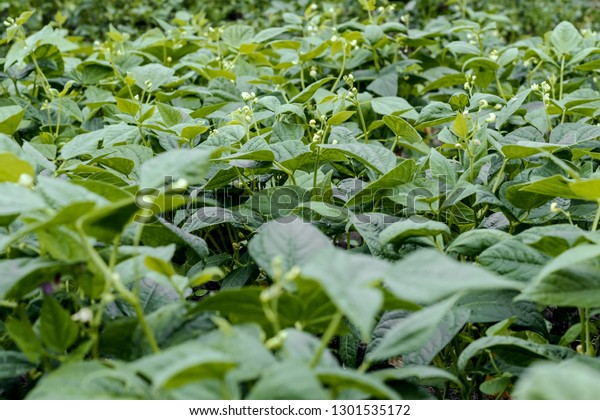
[5,317,42,362]
[81,199,139,242]
[0,258,67,300]
[415,102,455,129]
[550,21,583,56]
[568,178,600,201]
[192,287,303,333]
[477,239,549,282]
[157,102,183,127]
[115,97,140,116]
[513,359,600,399]
[0,152,34,183]
[367,296,458,362]
[247,361,329,399]
[327,110,355,125]
[130,341,236,389]
[346,160,416,207]
[495,88,532,130]
[316,368,400,399]
[370,96,414,116]
[139,148,211,188]
[453,112,468,138]
[0,350,35,380]
[0,105,25,135]
[447,229,512,257]
[221,24,255,49]
[40,296,79,353]
[320,142,396,174]
[457,336,575,372]
[379,216,450,247]
[383,250,523,304]
[27,361,150,399]
[290,77,335,103]
[520,244,600,307]
[0,183,46,216]
[300,248,388,339]
[382,115,421,143]
[248,217,332,279]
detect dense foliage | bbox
[2,0,600,400]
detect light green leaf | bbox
[139,148,211,188]
[513,359,600,399]
[301,248,388,339]
[383,250,522,304]
[0,105,25,135]
[379,217,450,247]
[550,21,583,56]
[367,296,458,361]
[248,217,332,279]
[40,296,79,353]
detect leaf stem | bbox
[309,311,343,368]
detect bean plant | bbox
[1,0,600,400]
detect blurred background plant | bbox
[1,0,598,40]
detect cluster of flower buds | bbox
[343,73,355,87]
[464,74,477,91]
[312,129,324,143]
[531,80,552,103]
[3,17,15,27]
[241,91,257,103]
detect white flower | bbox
[72,308,94,323]
[455,143,463,149]
[473,139,481,146]
[172,178,189,190]
[18,173,33,188]
[350,39,358,47]
[241,92,252,101]
[245,115,252,122]
[550,202,560,213]
[541,81,551,93]
[485,113,496,123]
[332,139,338,145]
[309,119,317,126]
[310,3,318,10]
[330,35,338,42]
[309,69,317,78]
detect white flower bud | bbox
[18,173,33,188]
[309,69,317,78]
[455,143,463,149]
[172,178,189,190]
[550,202,560,213]
[71,307,94,323]
[485,112,496,123]
[479,99,489,109]
[473,139,481,146]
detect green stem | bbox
[356,98,369,143]
[592,200,600,232]
[76,224,160,354]
[330,42,347,93]
[309,311,343,368]
[559,55,565,101]
[492,159,508,194]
